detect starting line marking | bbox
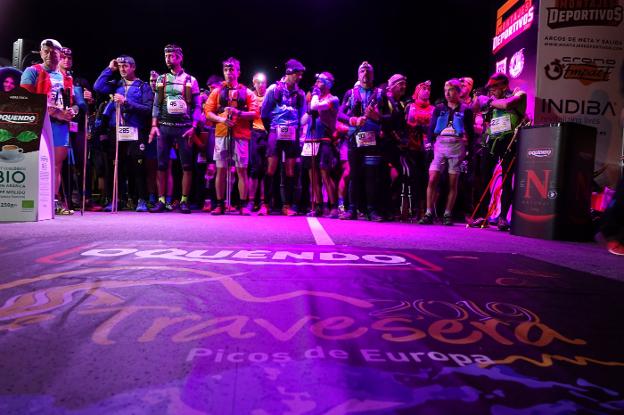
[307,217,335,246]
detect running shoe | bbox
[149,201,166,213]
[418,212,434,225]
[179,201,191,214]
[135,199,148,212]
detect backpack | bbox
[273,81,304,110]
[216,82,248,113]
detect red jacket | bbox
[22,64,73,106]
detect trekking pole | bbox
[466,151,504,228]
[81,111,88,216]
[466,119,528,228]
[225,109,233,211]
[309,112,319,212]
[112,102,120,213]
[483,154,517,225]
[399,155,413,222]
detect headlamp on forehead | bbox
[315,72,335,88]
[164,44,183,56]
[285,58,306,75]
[116,55,135,66]
[253,73,266,83]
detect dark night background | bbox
[1,0,498,100]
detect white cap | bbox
[40,38,62,50]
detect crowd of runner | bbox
[8,38,531,229]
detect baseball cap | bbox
[486,72,509,88]
[40,39,62,50]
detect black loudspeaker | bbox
[512,123,596,241]
[12,39,37,70]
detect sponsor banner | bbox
[0,90,46,221]
[0,90,52,221]
[535,0,624,186]
[1,241,623,413]
[492,0,540,120]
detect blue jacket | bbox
[94,68,153,130]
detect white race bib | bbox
[166,97,188,115]
[276,125,296,140]
[490,114,512,134]
[301,142,320,157]
[355,131,376,147]
[117,126,139,141]
[69,121,79,133]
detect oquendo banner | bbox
[0,89,53,221]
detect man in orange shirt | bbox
[204,57,258,215]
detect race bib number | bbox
[301,141,320,157]
[355,131,376,147]
[166,97,188,115]
[69,122,79,133]
[117,126,139,141]
[276,125,296,140]
[440,126,457,137]
[490,114,512,134]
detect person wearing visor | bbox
[470,72,527,231]
[337,61,385,222]
[204,57,258,216]
[250,72,269,214]
[419,78,474,226]
[94,55,154,212]
[149,44,202,214]
[21,39,78,215]
[302,71,340,218]
[260,58,307,216]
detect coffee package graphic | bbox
[0,90,53,221]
